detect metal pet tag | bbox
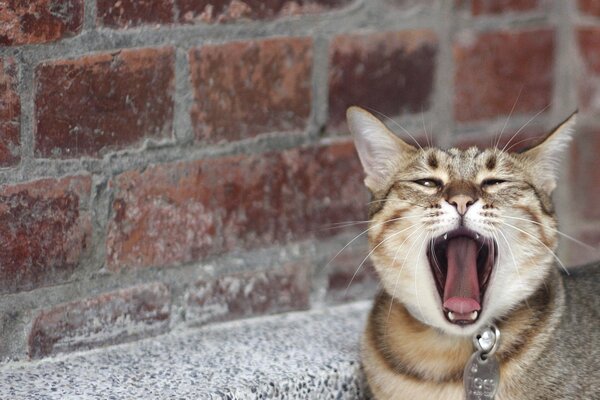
[464,324,501,400]
[463,351,500,400]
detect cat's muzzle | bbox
[427,227,497,326]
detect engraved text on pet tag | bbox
[463,351,500,400]
[463,324,501,400]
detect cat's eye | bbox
[481,179,507,187]
[414,178,442,188]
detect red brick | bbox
[189,38,312,143]
[34,47,175,158]
[186,266,309,325]
[28,283,170,359]
[0,0,83,46]
[571,125,600,220]
[578,0,600,16]
[328,30,438,131]
[578,28,600,74]
[97,0,174,28]
[466,0,542,15]
[0,58,20,166]
[106,141,367,271]
[454,29,554,122]
[0,176,91,294]
[177,0,351,24]
[577,28,600,112]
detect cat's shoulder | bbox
[562,261,600,284]
[561,261,600,309]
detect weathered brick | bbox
[186,266,309,325]
[0,0,83,46]
[571,125,600,220]
[461,0,543,15]
[578,28,600,74]
[578,0,600,16]
[106,141,367,271]
[385,0,435,8]
[328,30,437,131]
[0,58,20,166]
[97,0,174,28]
[177,0,351,24]
[0,176,91,294]
[577,28,600,112]
[34,47,175,158]
[189,38,312,143]
[454,29,554,122]
[28,283,171,359]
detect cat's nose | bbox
[448,194,475,216]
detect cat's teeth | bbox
[475,233,480,240]
[443,233,448,240]
[446,311,478,322]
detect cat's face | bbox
[347,107,576,336]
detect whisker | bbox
[430,235,443,277]
[322,214,419,231]
[501,104,551,153]
[421,106,431,148]
[326,215,421,272]
[502,215,596,251]
[501,228,533,311]
[495,86,524,148]
[413,232,431,325]
[344,223,424,294]
[500,221,570,275]
[320,220,372,229]
[503,135,544,153]
[386,228,426,327]
[367,198,427,209]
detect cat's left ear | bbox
[347,106,417,192]
[519,111,578,193]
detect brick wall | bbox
[0,0,597,361]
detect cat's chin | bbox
[426,227,497,327]
[403,301,492,337]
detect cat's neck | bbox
[365,267,565,384]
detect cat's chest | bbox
[366,371,528,400]
[365,370,464,400]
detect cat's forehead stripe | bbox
[486,155,497,170]
[427,152,438,169]
[410,147,519,180]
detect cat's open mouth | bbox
[426,228,497,326]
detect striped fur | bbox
[347,107,599,399]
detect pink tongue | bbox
[443,237,481,315]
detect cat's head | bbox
[347,106,577,336]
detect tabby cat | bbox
[346,106,600,400]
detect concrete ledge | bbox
[0,301,371,399]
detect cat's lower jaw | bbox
[362,267,564,400]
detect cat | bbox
[346,106,600,400]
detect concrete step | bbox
[0,301,371,399]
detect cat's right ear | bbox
[347,106,416,192]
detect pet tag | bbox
[463,351,500,400]
[463,325,500,400]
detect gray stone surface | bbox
[0,301,371,399]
